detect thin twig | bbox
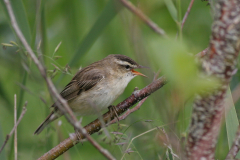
[120,126,160,160]
[226,125,240,159]
[109,97,148,125]
[196,47,209,58]
[181,0,195,29]
[3,0,115,159]
[160,128,180,159]
[119,0,167,37]
[38,76,167,160]
[0,101,27,154]
[14,94,17,160]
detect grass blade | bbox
[0,0,31,43]
[164,0,178,22]
[68,0,123,67]
[225,87,240,158]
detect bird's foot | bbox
[108,105,120,124]
[132,87,140,97]
[74,127,84,145]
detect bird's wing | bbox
[59,69,104,101]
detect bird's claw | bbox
[132,87,140,97]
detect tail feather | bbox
[34,111,57,135]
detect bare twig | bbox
[14,94,17,160]
[226,125,240,159]
[3,0,115,159]
[0,101,27,154]
[119,0,167,37]
[196,47,209,58]
[160,128,180,160]
[109,97,148,125]
[38,76,167,160]
[181,0,195,29]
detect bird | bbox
[34,54,146,135]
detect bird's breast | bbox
[68,76,131,116]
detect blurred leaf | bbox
[69,0,123,67]
[1,43,14,47]
[0,79,12,113]
[0,124,6,160]
[0,0,31,44]
[225,88,240,158]
[0,0,32,156]
[164,0,178,22]
[0,0,32,115]
[149,37,219,98]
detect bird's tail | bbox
[34,111,58,135]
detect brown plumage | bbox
[34,54,146,135]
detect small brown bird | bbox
[34,54,146,134]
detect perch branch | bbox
[0,101,27,154]
[109,97,148,125]
[109,70,160,125]
[38,76,167,160]
[186,0,240,159]
[3,0,115,159]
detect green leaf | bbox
[225,88,240,158]
[0,1,32,159]
[68,0,123,67]
[0,0,32,44]
[164,0,178,22]
[1,0,32,114]
[149,37,219,98]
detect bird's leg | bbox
[74,117,83,144]
[108,105,119,124]
[74,127,84,145]
[132,87,140,97]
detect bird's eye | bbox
[125,65,130,70]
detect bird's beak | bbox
[131,69,147,77]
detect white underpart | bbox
[68,72,136,116]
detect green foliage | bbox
[0,0,236,159]
[149,38,219,98]
[225,88,240,158]
[164,0,177,22]
[69,0,123,67]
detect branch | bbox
[226,125,240,159]
[119,0,167,37]
[196,47,209,58]
[186,0,240,159]
[38,76,167,160]
[109,97,148,125]
[0,101,27,154]
[181,0,195,29]
[3,0,115,159]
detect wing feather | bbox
[59,69,104,101]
